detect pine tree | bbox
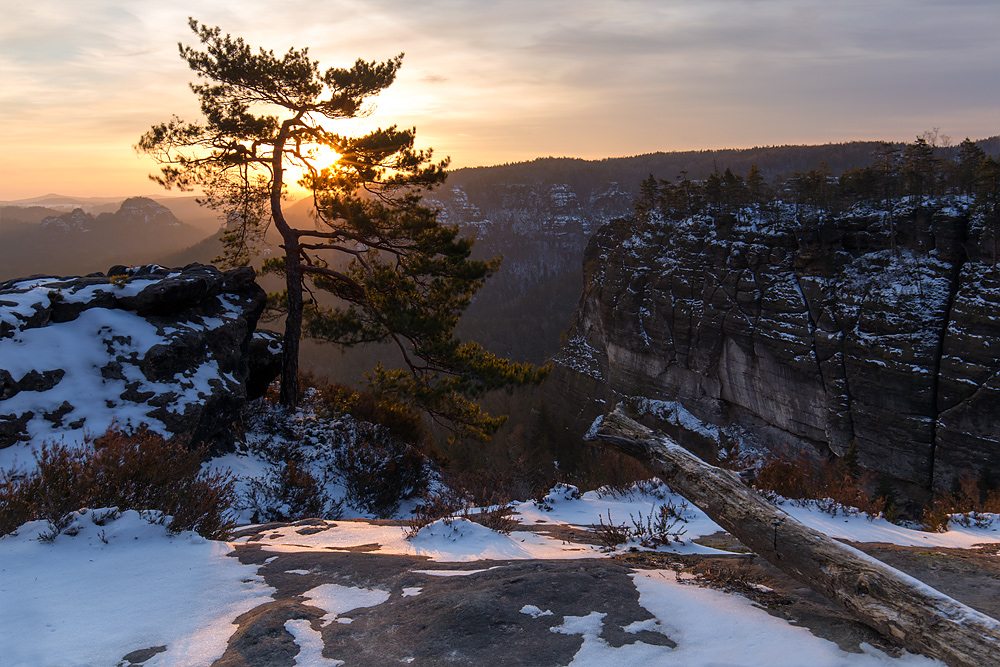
[873,142,901,255]
[634,174,660,218]
[977,156,1000,270]
[746,164,769,207]
[704,172,723,212]
[137,20,546,437]
[902,136,937,199]
[955,138,987,197]
[720,167,745,214]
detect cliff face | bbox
[549,198,1000,496]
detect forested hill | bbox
[445,136,1000,204]
[426,136,999,364]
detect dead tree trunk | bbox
[586,405,1000,667]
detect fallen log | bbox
[585,405,1000,667]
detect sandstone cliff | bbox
[0,264,270,460]
[548,198,1000,498]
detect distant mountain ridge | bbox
[6,137,997,366]
[0,197,205,280]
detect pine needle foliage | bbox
[137,20,546,437]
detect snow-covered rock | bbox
[0,263,267,459]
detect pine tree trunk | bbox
[279,240,301,408]
[586,405,1000,667]
[271,117,302,408]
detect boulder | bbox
[247,330,283,401]
[0,264,266,457]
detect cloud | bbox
[2,0,998,197]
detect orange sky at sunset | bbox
[1,0,997,201]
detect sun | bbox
[286,143,343,194]
[302,143,343,170]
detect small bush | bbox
[594,510,633,550]
[444,456,545,509]
[0,429,237,540]
[243,459,343,523]
[464,493,519,535]
[595,500,689,551]
[405,488,469,538]
[923,474,1000,532]
[335,423,429,518]
[752,450,886,519]
[563,447,653,494]
[302,374,428,446]
[404,487,517,538]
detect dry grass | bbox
[923,475,1000,532]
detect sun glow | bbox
[287,143,343,194]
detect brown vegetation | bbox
[0,428,236,540]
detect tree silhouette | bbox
[138,20,545,437]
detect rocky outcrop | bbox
[0,264,269,456]
[548,198,1000,498]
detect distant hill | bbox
[6,137,997,369]
[0,197,206,280]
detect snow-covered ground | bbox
[0,509,273,667]
[4,477,997,666]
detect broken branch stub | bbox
[585,405,1000,667]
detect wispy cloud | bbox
[2,0,997,197]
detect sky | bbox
[1,0,997,200]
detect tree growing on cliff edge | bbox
[138,20,546,438]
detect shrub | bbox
[405,488,469,538]
[0,429,237,540]
[301,373,429,446]
[752,450,886,519]
[563,447,653,494]
[404,487,518,538]
[595,500,689,551]
[335,423,430,518]
[242,459,343,523]
[922,474,1000,532]
[464,493,519,535]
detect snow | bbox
[4,379,998,667]
[521,604,554,618]
[240,516,608,562]
[554,334,604,380]
[780,502,1000,549]
[412,567,503,576]
[0,509,273,667]
[0,274,248,472]
[284,619,343,665]
[301,583,391,625]
[4,472,992,665]
[604,570,941,667]
[625,397,721,442]
[227,477,1000,562]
